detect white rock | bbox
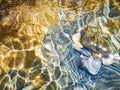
[114,53,120,60]
[81,56,101,75]
[100,54,114,66]
[72,32,83,50]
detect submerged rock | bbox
[99,53,114,66]
[81,56,101,75]
[80,48,101,75]
[72,32,83,50]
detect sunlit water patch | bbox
[0,0,120,90]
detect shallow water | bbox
[0,0,120,90]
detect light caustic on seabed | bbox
[71,0,120,75]
[0,0,120,90]
[0,0,59,90]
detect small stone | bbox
[72,32,83,50]
[100,53,114,66]
[114,53,120,60]
[81,56,101,75]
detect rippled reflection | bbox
[0,0,120,90]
